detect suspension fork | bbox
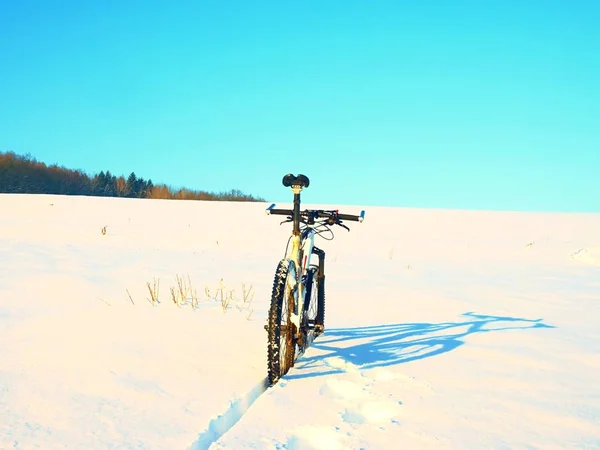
[312,246,325,279]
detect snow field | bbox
[1,194,599,449]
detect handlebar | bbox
[265,203,365,223]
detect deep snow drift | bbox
[1,193,599,449]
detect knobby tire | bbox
[267,259,297,386]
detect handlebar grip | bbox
[270,209,293,216]
[265,203,292,216]
[337,210,366,222]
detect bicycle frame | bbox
[286,225,318,322]
[282,185,318,329]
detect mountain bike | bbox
[264,173,365,386]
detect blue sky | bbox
[1,0,598,211]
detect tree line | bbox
[0,152,264,202]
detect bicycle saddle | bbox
[282,173,310,188]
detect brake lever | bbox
[338,221,350,232]
[280,217,293,225]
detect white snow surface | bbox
[1,193,599,449]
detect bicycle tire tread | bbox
[267,259,296,386]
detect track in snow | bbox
[188,378,269,450]
[188,331,322,449]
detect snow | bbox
[1,193,599,449]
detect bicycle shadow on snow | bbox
[286,312,555,380]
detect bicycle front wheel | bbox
[267,259,297,386]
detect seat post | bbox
[292,186,302,236]
[282,174,309,236]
